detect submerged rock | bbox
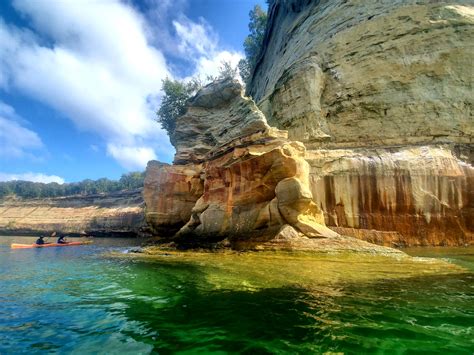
[125,247,145,254]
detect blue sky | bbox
[0,0,266,183]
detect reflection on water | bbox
[1,236,473,353]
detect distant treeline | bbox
[0,172,145,199]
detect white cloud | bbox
[0,0,244,170]
[107,143,157,171]
[0,172,64,184]
[174,17,218,57]
[141,0,189,58]
[0,101,43,158]
[172,16,244,80]
[0,0,173,169]
[0,101,17,118]
[194,51,244,82]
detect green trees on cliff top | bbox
[156,5,268,139]
[156,62,242,138]
[156,78,201,141]
[0,171,145,199]
[238,5,268,86]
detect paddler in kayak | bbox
[57,234,68,244]
[35,236,46,245]
[35,232,56,245]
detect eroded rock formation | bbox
[0,189,144,237]
[145,1,473,248]
[143,162,203,235]
[248,0,473,246]
[144,79,347,249]
[307,146,473,246]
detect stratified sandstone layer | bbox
[308,146,473,246]
[249,0,473,246]
[0,189,144,236]
[144,79,355,251]
[250,1,473,148]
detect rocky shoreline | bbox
[0,189,144,237]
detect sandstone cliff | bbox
[0,189,144,237]
[250,1,473,149]
[144,1,473,248]
[144,79,400,252]
[247,0,473,246]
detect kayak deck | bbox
[11,241,91,249]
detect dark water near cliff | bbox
[1,237,473,354]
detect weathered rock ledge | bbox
[144,79,401,253]
[0,189,144,237]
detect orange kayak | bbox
[11,241,92,249]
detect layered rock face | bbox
[307,146,473,246]
[250,1,473,148]
[248,0,473,246]
[144,79,355,249]
[0,189,144,237]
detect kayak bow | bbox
[11,241,91,249]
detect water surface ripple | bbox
[0,237,473,354]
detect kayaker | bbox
[57,235,68,244]
[35,236,45,245]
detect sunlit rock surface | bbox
[143,162,203,236]
[172,79,287,164]
[249,0,473,246]
[307,146,473,246]
[145,79,351,250]
[250,1,473,148]
[0,189,144,237]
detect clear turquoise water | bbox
[1,236,473,354]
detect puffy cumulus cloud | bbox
[0,172,64,184]
[0,101,43,158]
[0,0,173,169]
[107,143,157,171]
[172,16,244,80]
[0,0,244,170]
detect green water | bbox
[0,236,473,354]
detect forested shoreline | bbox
[0,172,144,199]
